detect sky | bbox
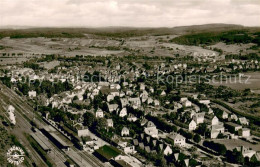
[0,0,260,28]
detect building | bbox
[95,109,104,118]
[230,114,238,121]
[235,146,256,158]
[107,119,114,128]
[120,98,129,107]
[239,117,249,125]
[211,125,225,139]
[241,128,250,137]
[199,100,210,106]
[8,111,16,125]
[168,132,186,147]
[144,121,158,138]
[30,131,52,153]
[119,108,127,117]
[222,111,228,119]
[8,105,15,113]
[225,122,242,133]
[108,104,118,113]
[189,120,197,131]
[28,90,37,98]
[211,116,219,126]
[193,112,205,124]
[121,127,130,136]
[77,129,89,137]
[112,155,142,167]
[107,94,115,102]
[127,114,138,122]
[163,145,173,155]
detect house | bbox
[140,83,145,90]
[222,111,228,119]
[147,98,153,105]
[118,142,136,154]
[180,97,188,103]
[230,114,238,121]
[120,98,129,107]
[199,100,210,106]
[138,143,144,150]
[77,128,89,137]
[193,112,205,124]
[110,84,121,90]
[121,127,130,136]
[239,117,249,125]
[173,153,179,162]
[189,120,197,131]
[168,132,186,147]
[96,109,104,118]
[133,139,139,146]
[183,100,192,107]
[119,91,125,97]
[107,94,115,102]
[241,128,250,137]
[108,104,118,113]
[144,121,158,138]
[145,146,151,153]
[92,88,99,96]
[129,98,141,107]
[225,122,242,132]
[140,91,149,102]
[28,91,37,98]
[180,98,192,107]
[160,90,166,96]
[8,105,15,113]
[107,119,113,128]
[235,146,256,158]
[110,89,120,97]
[119,108,127,117]
[163,145,173,155]
[211,116,219,126]
[113,155,142,167]
[154,100,160,106]
[125,89,133,95]
[127,114,138,122]
[8,110,16,125]
[211,125,225,139]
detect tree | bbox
[193,134,201,143]
[196,123,208,137]
[94,118,107,131]
[73,95,79,101]
[83,112,96,128]
[155,155,167,167]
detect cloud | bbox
[0,0,259,27]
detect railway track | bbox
[0,83,106,167]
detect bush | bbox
[203,140,227,155]
[193,134,201,143]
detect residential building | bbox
[121,127,130,136]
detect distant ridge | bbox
[0,24,259,38]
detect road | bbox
[0,83,107,167]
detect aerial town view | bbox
[0,0,260,167]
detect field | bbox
[212,139,260,151]
[95,145,121,161]
[211,72,260,91]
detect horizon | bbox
[1,0,260,28]
[0,23,259,30]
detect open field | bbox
[211,72,260,91]
[212,139,260,151]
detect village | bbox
[1,43,260,167]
